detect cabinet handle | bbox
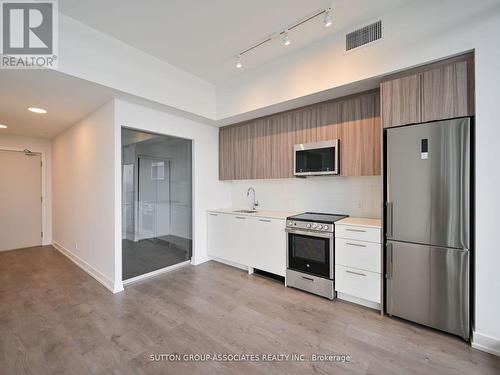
[346,270,366,277]
[345,242,366,248]
[301,276,315,282]
[259,219,271,222]
[235,216,246,220]
[346,228,366,233]
[209,213,218,216]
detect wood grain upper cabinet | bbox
[381,55,475,128]
[219,126,233,180]
[421,60,472,122]
[381,73,422,128]
[340,93,381,176]
[219,90,382,180]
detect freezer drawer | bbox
[386,241,470,339]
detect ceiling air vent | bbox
[346,20,382,51]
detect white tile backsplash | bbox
[224,176,382,218]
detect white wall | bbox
[52,101,120,292]
[214,0,500,354]
[57,13,216,119]
[114,99,231,266]
[0,135,52,245]
[216,0,499,119]
[226,177,381,218]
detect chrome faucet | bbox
[246,187,259,211]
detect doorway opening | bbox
[0,149,42,252]
[121,128,192,281]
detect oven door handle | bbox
[285,228,334,239]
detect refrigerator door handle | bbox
[386,202,394,238]
[386,242,393,279]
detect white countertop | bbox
[336,217,382,228]
[207,208,299,220]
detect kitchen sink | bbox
[233,210,258,214]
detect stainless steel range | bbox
[285,212,348,299]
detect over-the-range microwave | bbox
[293,140,339,176]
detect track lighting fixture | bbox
[324,8,332,27]
[235,7,333,69]
[282,30,291,46]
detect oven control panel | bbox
[286,220,333,233]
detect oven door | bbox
[286,229,333,279]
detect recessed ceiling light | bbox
[28,107,47,114]
[0,124,7,129]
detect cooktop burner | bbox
[287,212,348,224]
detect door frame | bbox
[136,154,171,241]
[0,147,48,247]
[117,126,194,287]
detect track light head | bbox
[324,9,332,27]
[282,31,291,46]
[236,55,242,68]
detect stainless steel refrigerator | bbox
[385,117,471,340]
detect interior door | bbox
[386,240,470,339]
[386,118,470,249]
[0,150,42,251]
[138,157,170,240]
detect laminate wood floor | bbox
[1,246,499,374]
[122,237,190,280]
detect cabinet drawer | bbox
[335,265,381,303]
[335,238,381,273]
[335,224,380,243]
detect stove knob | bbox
[307,223,312,228]
[287,221,293,226]
[317,225,323,230]
[323,225,329,231]
[312,224,317,229]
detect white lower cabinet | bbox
[207,212,230,260]
[335,265,381,303]
[225,215,250,266]
[248,217,286,277]
[207,212,250,266]
[335,222,382,309]
[207,211,285,276]
[335,238,381,273]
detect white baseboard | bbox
[192,255,210,266]
[123,260,191,286]
[337,292,381,311]
[472,331,500,357]
[52,242,121,294]
[209,257,248,271]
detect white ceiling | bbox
[0,70,116,138]
[59,0,410,84]
[0,1,414,140]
